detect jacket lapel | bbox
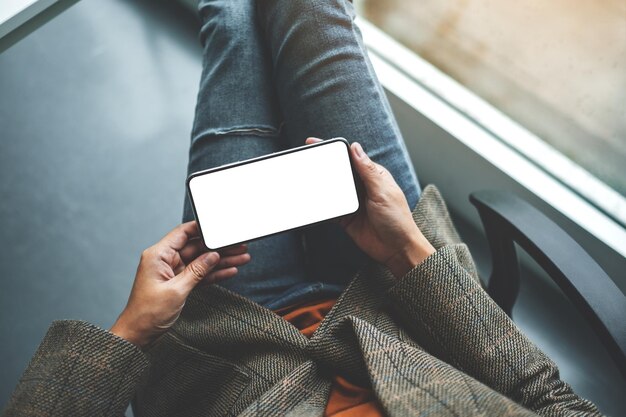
[351,318,536,416]
[238,360,330,417]
[413,185,479,281]
[172,284,312,413]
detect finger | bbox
[216,253,251,269]
[180,241,248,266]
[305,137,324,145]
[350,142,390,197]
[204,267,238,284]
[218,243,249,256]
[179,238,207,264]
[174,251,220,293]
[157,221,201,254]
[172,251,185,275]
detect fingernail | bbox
[353,142,364,158]
[204,252,219,266]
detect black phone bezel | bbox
[186,137,361,250]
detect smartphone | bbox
[187,137,360,250]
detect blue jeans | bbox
[182,0,421,310]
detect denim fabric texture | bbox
[182,0,420,309]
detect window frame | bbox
[357,18,626,281]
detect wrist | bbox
[386,235,435,279]
[110,314,151,350]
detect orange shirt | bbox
[275,299,385,417]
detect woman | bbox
[2,0,602,416]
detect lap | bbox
[185,0,421,307]
[258,0,422,281]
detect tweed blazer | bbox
[2,185,602,417]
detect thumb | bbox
[351,142,387,196]
[175,251,220,293]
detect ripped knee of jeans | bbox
[191,123,284,145]
[213,125,283,137]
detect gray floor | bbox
[0,0,624,415]
[0,0,200,407]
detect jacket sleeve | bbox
[2,320,149,417]
[382,185,603,416]
[386,244,602,417]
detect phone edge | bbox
[186,137,359,251]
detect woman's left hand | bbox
[305,137,434,278]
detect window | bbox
[355,0,626,198]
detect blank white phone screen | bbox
[188,140,359,249]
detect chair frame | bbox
[470,190,626,379]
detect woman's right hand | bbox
[306,138,435,278]
[110,221,250,349]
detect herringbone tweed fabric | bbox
[2,185,602,417]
